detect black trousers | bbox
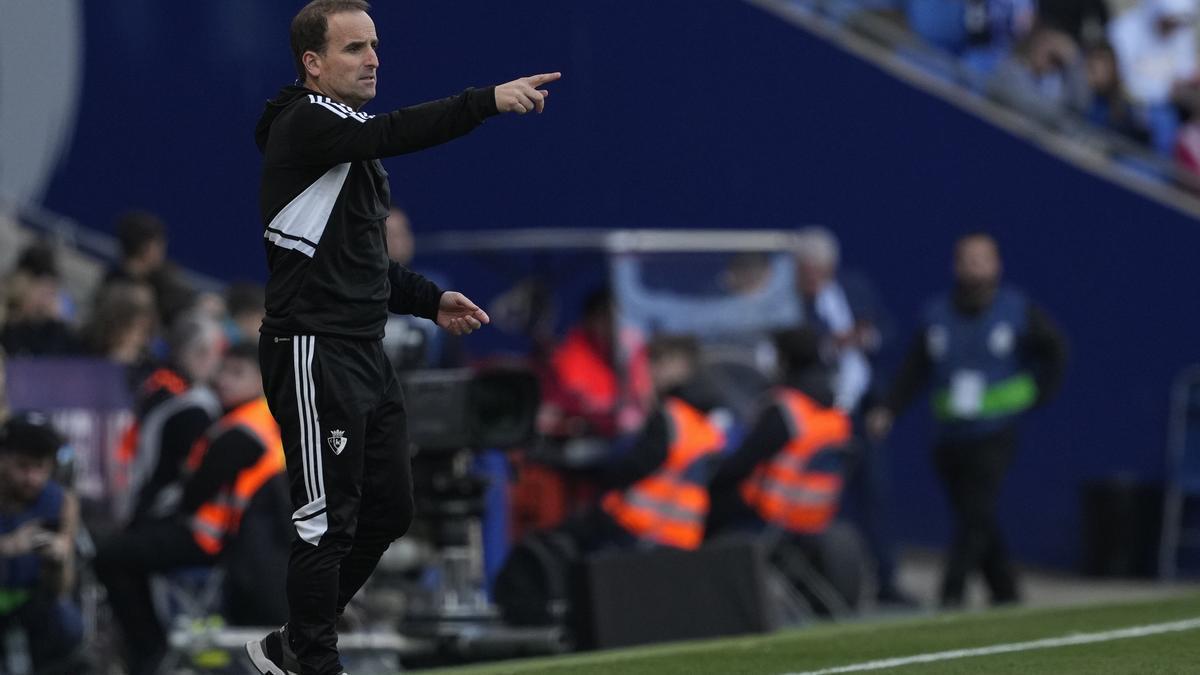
[93,519,213,675]
[933,428,1019,607]
[260,334,415,675]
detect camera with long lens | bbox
[396,367,557,664]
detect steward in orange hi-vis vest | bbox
[601,397,726,550]
[738,388,851,535]
[185,397,285,555]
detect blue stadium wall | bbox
[42,0,1200,569]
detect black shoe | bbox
[245,625,301,675]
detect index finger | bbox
[525,72,562,87]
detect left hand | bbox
[437,292,490,336]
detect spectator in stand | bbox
[225,282,266,345]
[1,243,80,357]
[82,282,158,384]
[1085,41,1152,142]
[0,413,87,672]
[909,0,1035,76]
[1109,0,1199,154]
[1175,89,1200,185]
[987,24,1091,125]
[99,210,196,325]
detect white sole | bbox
[245,638,294,675]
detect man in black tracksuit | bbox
[246,2,559,673]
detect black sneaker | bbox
[245,625,301,675]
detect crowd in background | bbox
[0,211,267,387]
[817,0,1200,185]
[0,204,1071,669]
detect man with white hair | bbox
[793,227,874,413]
[791,227,913,605]
[1110,0,1198,107]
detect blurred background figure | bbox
[988,24,1091,124]
[224,282,266,346]
[1084,41,1149,141]
[543,289,652,439]
[0,413,87,673]
[94,343,285,675]
[868,233,1068,608]
[1,243,80,357]
[98,211,196,326]
[117,311,224,527]
[791,227,908,604]
[591,335,726,552]
[1109,0,1199,153]
[496,335,727,624]
[382,207,458,371]
[792,226,877,414]
[707,328,865,611]
[81,282,158,380]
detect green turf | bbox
[421,593,1200,674]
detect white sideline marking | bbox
[786,617,1200,674]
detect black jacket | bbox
[255,84,498,339]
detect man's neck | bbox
[303,80,358,110]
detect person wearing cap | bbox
[0,412,86,672]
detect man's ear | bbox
[303,51,322,80]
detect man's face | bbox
[0,454,53,504]
[214,357,264,408]
[954,237,1002,288]
[307,11,379,110]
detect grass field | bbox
[425,593,1200,674]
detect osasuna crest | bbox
[327,429,348,455]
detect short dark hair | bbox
[115,210,166,259]
[290,0,372,81]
